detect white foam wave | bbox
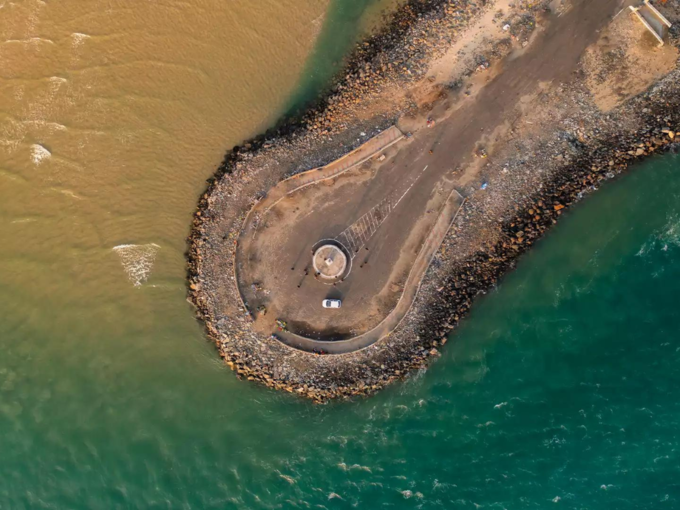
[13,85,25,102]
[399,490,423,499]
[71,32,90,47]
[30,143,50,164]
[348,463,372,473]
[48,76,67,86]
[277,472,296,484]
[23,120,67,131]
[658,213,680,247]
[4,37,54,45]
[6,76,70,156]
[637,213,680,257]
[51,188,82,200]
[113,243,160,287]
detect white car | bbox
[322,299,342,309]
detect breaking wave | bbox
[30,143,51,165]
[113,243,161,287]
[637,212,680,257]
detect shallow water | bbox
[2,1,680,508]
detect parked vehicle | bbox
[322,299,342,309]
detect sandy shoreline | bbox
[187,0,680,402]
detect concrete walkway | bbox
[630,0,672,46]
[260,126,404,214]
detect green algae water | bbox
[3,1,680,508]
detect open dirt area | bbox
[583,7,678,111]
[188,0,680,401]
[237,129,455,340]
[237,0,626,342]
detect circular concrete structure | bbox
[313,244,347,279]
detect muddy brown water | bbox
[0,0,399,489]
[0,0,333,312]
[0,0,402,335]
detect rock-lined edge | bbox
[187,0,680,402]
[418,110,680,354]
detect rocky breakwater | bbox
[187,0,512,403]
[413,8,680,347]
[421,113,680,347]
[188,0,680,402]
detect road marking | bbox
[354,221,363,241]
[358,223,369,243]
[346,230,359,251]
[361,215,371,236]
[346,227,359,248]
[349,236,359,252]
[354,228,364,246]
[369,211,378,233]
[335,239,352,258]
[335,189,406,258]
[352,228,363,248]
[394,165,428,208]
[367,213,376,234]
[369,211,379,231]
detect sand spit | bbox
[188,0,680,402]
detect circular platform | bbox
[313,244,348,279]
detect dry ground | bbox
[235,0,627,342]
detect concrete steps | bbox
[630,0,672,47]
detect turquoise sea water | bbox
[284,0,402,114]
[2,1,680,507]
[3,152,680,508]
